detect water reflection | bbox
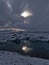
[22,46,32,53]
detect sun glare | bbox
[22,46,32,53]
[20,10,33,18]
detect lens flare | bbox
[7,2,11,8]
[6,1,12,11]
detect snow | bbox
[0,30,49,42]
[0,50,49,65]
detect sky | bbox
[0,0,49,32]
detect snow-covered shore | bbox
[0,50,49,65]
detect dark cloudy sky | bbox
[0,0,49,32]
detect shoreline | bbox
[0,50,49,65]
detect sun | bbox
[20,10,33,18]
